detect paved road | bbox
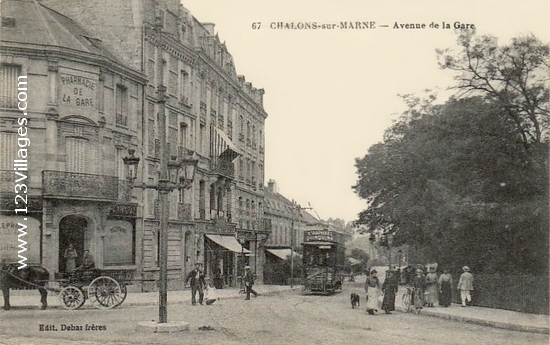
[0,285,547,345]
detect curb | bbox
[395,305,549,335]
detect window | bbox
[116,147,125,180]
[0,132,16,169]
[180,122,188,149]
[66,137,97,174]
[180,70,189,101]
[0,64,22,108]
[209,185,216,211]
[148,119,156,155]
[115,85,128,126]
[179,187,185,204]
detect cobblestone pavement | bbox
[1,286,548,345]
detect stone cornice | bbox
[0,43,147,85]
[196,52,267,120]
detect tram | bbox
[301,227,345,294]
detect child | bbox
[205,282,218,305]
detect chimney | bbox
[202,22,215,35]
[267,179,277,193]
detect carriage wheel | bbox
[59,286,86,310]
[113,283,128,308]
[88,276,122,309]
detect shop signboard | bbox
[0,215,41,264]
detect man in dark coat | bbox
[243,266,258,300]
[185,262,206,305]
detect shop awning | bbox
[211,126,241,161]
[266,248,301,260]
[205,234,251,254]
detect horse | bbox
[1,263,49,310]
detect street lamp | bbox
[123,94,197,327]
[122,148,139,182]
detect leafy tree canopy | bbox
[353,33,548,274]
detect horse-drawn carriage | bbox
[57,268,130,310]
[1,263,131,310]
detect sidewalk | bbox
[6,284,293,308]
[392,285,549,334]
[7,283,549,334]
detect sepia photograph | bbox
[0,0,548,344]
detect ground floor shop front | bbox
[1,196,266,292]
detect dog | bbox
[350,293,360,309]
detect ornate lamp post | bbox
[123,133,197,325]
[122,148,139,182]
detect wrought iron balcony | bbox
[43,170,118,201]
[210,157,235,178]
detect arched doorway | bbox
[58,216,88,273]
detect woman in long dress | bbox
[381,270,399,314]
[425,267,439,307]
[364,269,382,315]
[412,269,425,311]
[438,268,453,307]
[63,243,78,273]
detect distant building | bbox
[262,179,323,284]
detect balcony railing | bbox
[43,171,118,201]
[210,157,235,178]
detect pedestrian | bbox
[425,266,439,307]
[205,282,218,305]
[185,262,206,305]
[438,268,453,307]
[457,266,474,307]
[364,269,381,315]
[80,249,95,269]
[243,266,258,300]
[412,268,425,312]
[381,269,398,314]
[63,243,78,273]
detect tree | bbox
[353,96,548,274]
[437,32,549,147]
[351,248,370,264]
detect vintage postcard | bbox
[0,0,548,344]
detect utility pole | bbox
[290,201,313,288]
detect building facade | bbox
[262,180,322,284]
[0,0,147,281]
[36,0,269,289]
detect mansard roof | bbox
[1,0,122,64]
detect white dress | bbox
[365,277,381,311]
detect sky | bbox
[183,0,550,223]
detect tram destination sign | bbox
[303,229,341,243]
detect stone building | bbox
[39,0,269,289]
[0,0,147,280]
[262,180,323,285]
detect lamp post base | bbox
[137,321,190,333]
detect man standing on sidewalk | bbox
[243,266,258,300]
[457,266,474,307]
[186,262,206,305]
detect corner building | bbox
[0,0,147,280]
[40,0,269,289]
